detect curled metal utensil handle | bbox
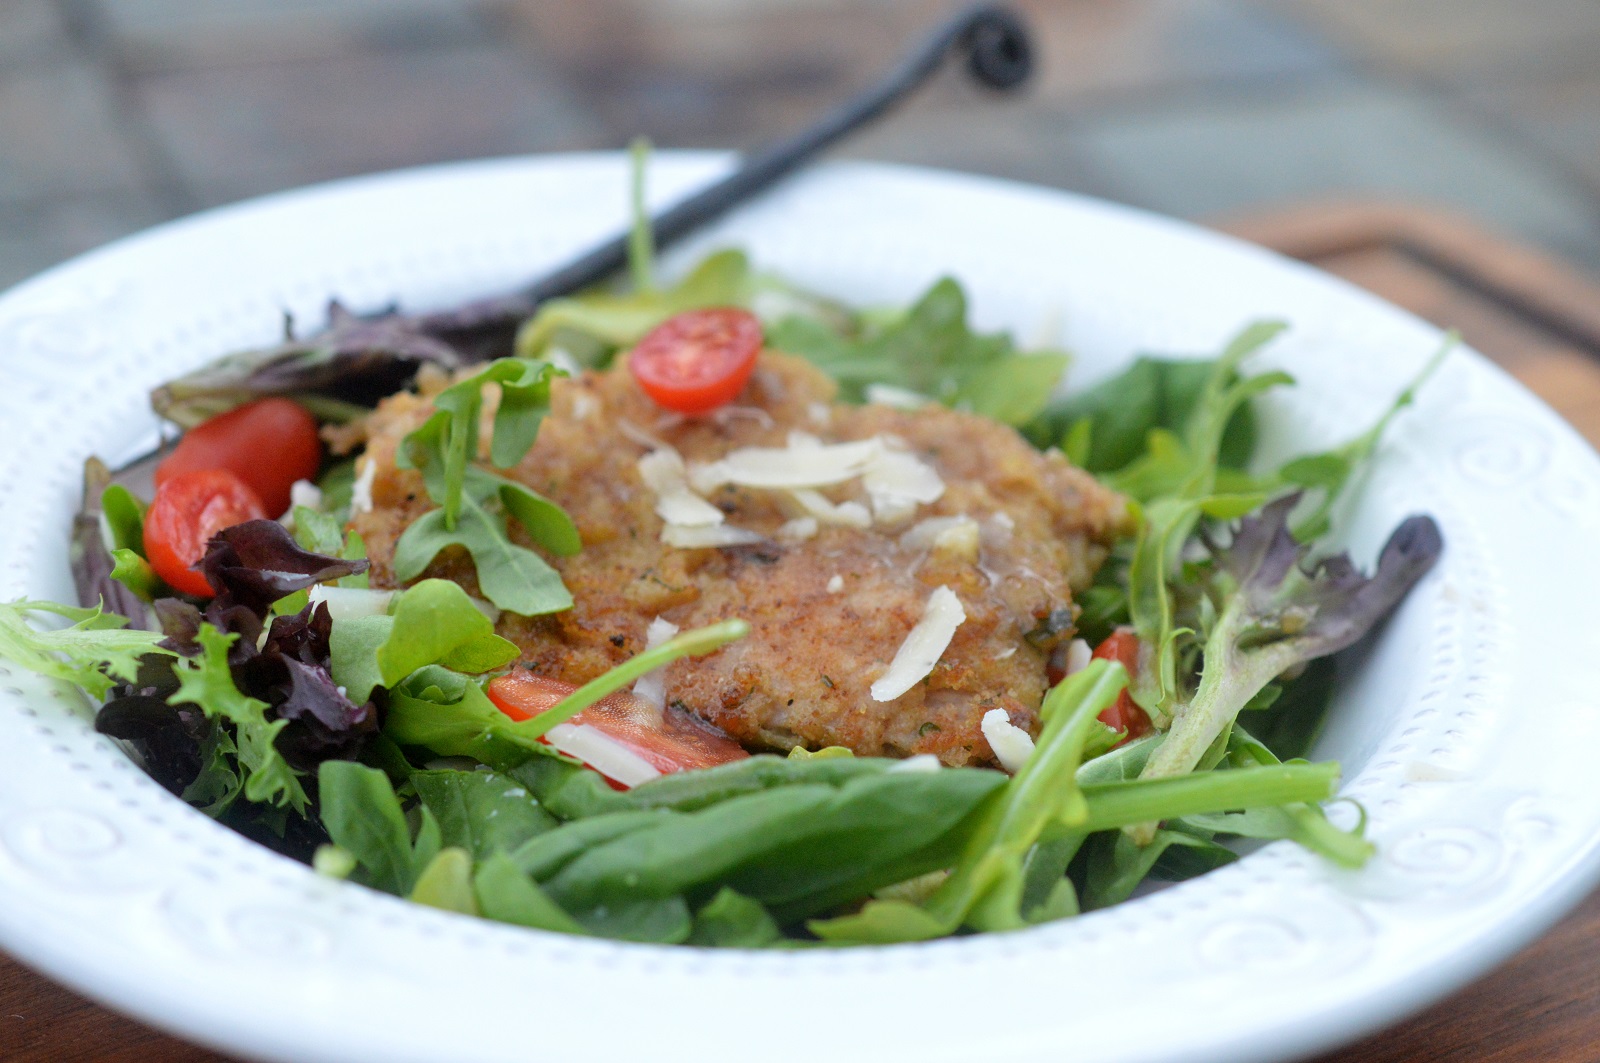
[423,4,1033,331]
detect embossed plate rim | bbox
[0,153,1598,1063]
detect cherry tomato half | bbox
[487,671,748,787]
[143,469,267,597]
[627,308,763,415]
[1092,628,1153,742]
[155,398,322,517]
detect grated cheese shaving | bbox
[349,456,377,516]
[981,708,1035,773]
[631,616,680,710]
[638,447,725,528]
[826,574,844,593]
[777,517,819,542]
[870,586,966,702]
[662,524,764,548]
[788,488,871,528]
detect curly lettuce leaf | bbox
[169,625,308,813]
[0,599,171,700]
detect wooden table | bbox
[5,202,1600,1062]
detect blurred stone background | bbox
[3,0,1600,290]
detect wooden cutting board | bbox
[4,200,1600,1062]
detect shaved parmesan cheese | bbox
[571,392,598,420]
[777,517,819,542]
[900,516,980,557]
[289,479,322,512]
[1065,638,1092,676]
[864,383,930,409]
[807,402,832,427]
[638,447,725,528]
[690,437,881,492]
[992,646,1017,661]
[631,616,680,710]
[350,456,377,515]
[871,586,966,702]
[863,446,944,524]
[887,754,941,773]
[826,574,844,593]
[617,419,667,450]
[662,524,764,549]
[788,488,871,528]
[545,722,661,788]
[981,708,1035,773]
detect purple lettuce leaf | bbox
[1139,493,1443,787]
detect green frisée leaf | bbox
[0,599,171,701]
[171,626,307,813]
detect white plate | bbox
[1,153,1598,1063]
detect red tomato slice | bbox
[1092,628,1153,742]
[156,398,322,516]
[627,308,763,415]
[487,671,749,787]
[143,469,268,597]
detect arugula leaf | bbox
[393,364,578,618]
[169,625,307,813]
[392,496,572,616]
[514,249,755,360]
[1023,356,1259,475]
[627,136,655,293]
[768,277,1068,427]
[0,599,171,700]
[1275,333,1454,541]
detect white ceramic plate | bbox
[1,153,1598,1063]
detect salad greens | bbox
[3,177,1447,946]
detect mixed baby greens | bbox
[0,170,1445,944]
